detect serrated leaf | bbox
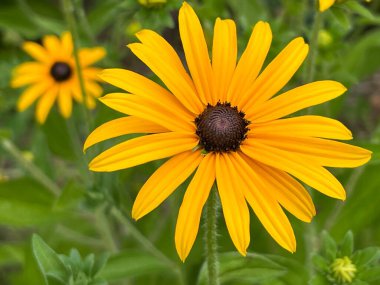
[32,234,69,285]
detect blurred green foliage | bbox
[0,0,380,284]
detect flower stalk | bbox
[205,187,220,285]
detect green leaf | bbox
[312,255,329,271]
[330,7,351,30]
[98,250,169,281]
[352,247,380,268]
[309,275,329,285]
[357,266,380,282]
[0,178,58,226]
[321,231,337,260]
[32,234,69,285]
[343,1,374,20]
[90,253,109,278]
[340,231,354,257]
[198,252,286,285]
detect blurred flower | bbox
[318,30,333,48]
[21,150,34,162]
[11,32,105,124]
[319,0,336,12]
[313,231,380,285]
[85,2,371,261]
[126,21,142,37]
[138,0,166,8]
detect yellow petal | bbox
[243,156,316,223]
[58,85,72,118]
[83,67,102,80]
[99,93,194,132]
[319,0,335,12]
[84,116,168,151]
[212,18,237,103]
[128,43,203,114]
[35,85,58,124]
[17,80,52,111]
[99,69,193,122]
[230,152,297,252]
[43,34,61,59]
[11,73,45,88]
[175,153,215,261]
[22,41,50,63]
[242,37,309,114]
[13,62,47,75]
[89,132,198,172]
[216,153,250,256]
[179,2,213,104]
[252,81,347,123]
[85,80,103,98]
[241,140,346,200]
[251,115,352,140]
[228,21,272,106]
[249,135,372,168]
[132,150,203,220]
[79,47,106,67]
[61,31,73,56]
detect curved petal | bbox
[17,79,53,111]
[99,69,193,122]
[79,47,106,67]
[84,116,168,151]
[241,140,346,200]
[58,85,72,118]
[22,42,50,63]
[99,93,194,132]
[179,2,213,104]
[230,152,296,252]
[251,115,352,140]
[89,132,198,172]
[242,156,316,223]
[216,153,250,256]
[83,67,102,80]
[212,18,237,103]
[35,85,58,124]
[252,81,347,123]
[228,21,272,106]
[132,150,203,220]
[85,80,103,98]
[128,43,203,114]
[249,135,372,168]
[241,37,309,114]
[175,153,215,261]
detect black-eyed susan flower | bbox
[319,0,336,12]
[11,32,105,124]
[84,2,371,261]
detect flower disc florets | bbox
[50,62,72,82]
[195,102,250,152]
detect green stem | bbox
[0,138,60,197]
[62,0,93,130]
[111,207,185,285]
[205,187,219,285]
[305,7,322,83]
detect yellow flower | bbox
[138,0,166,7]
[85,2,371,261]
[11,32,105,124]
[319,0,336,12]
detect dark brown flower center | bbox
[195,102,250,152]
[50,62,72,82]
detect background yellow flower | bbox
[11,32,105,123]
